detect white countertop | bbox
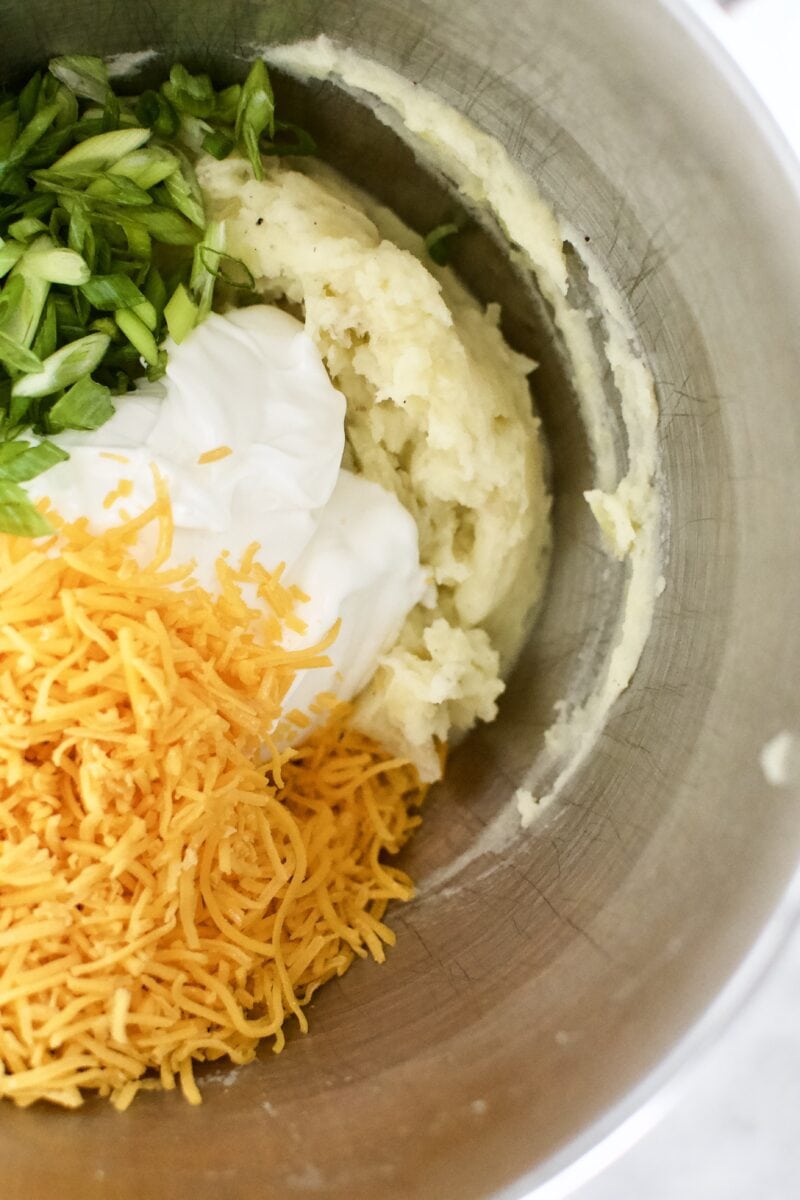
[570,3,800,1197]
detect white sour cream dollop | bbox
[28,305,428,719]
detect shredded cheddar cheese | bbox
[197,445,233,465]
[0,480,425,1109]
[102,478,134,510]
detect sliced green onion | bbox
[47,374,114,431]
[49,82,79,131]
[4,104,61,170]
[115,307,159,365]
[0,441,30,465]
[0,479,53,536]
[8,217,48,242]
[0,272,50,348]
[79,273,146,310]
[129,208,200,245]
[52,127,151,174]
[0,239,25,278]
[162,65,216,119]
[190,219,225,321]
[86,173,154,207]
[21,238,91,285]
[214,84,241,125]
[132,299,158,332]
[145,348,167,381]
[31,297,58,360]
[424,222,461,266]
[144,265,167,319]
[235,59,274,180]
[199,246,254,290]
[122,222,151,261]
[48,56,110,106]
[11,331,110,398]
[0,438,67,482]
[135,90,179,138]
[0,111,20,159]
[264,120,317,158]
[0,330,43,374]
[164,282,198,344]
[109,146,179,190]
[201,129,235,160]
[160,151,205,227]
[17,73,42,127]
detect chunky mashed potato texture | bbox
[198,155,550,779]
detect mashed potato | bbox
[198,155,551,779]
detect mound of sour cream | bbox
[28,305,428,720]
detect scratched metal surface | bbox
[0,2,799,1199]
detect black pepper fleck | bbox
[256,218,264,226]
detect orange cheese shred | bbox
[197,445,233,465]
[0,483,426,1109]
[101,479,134,510]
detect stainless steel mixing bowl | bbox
[2,1,799,1197]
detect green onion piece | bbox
[122,222,151,261]
[0,441,30,465]
[214,84,241,124]
[190,219,225,321]
[144,265,167,320]
[146,348,167,381]
[5,104,61,170]
[0,272,50,348]
[115,307,159,365]
[201,129,235,160]
[199,246,254,290]
[86,173,154,207]
[17,72,42,127]
[50,82,79,131]
[0,239,26,278]
[135,90,179,138]
[164,282,198,344]
[79,273,146,310]
[0,330,43,374]
[235,60,275,181]
[11,195,58,223]
[31,296,58,360]
[89,316,118,338]
[0,479,53,536]
[0,438,67,482]
[48,56,110,106]
[21,238,91,285]
[0,112,20,160]
[109,146,179,190]
[8,217,48,242]
[129,208,201,245]
[0,167,28,197]
[424,222,461,266]
[47,374,114,431]
[11,331,110,399]
[52,127,151,174]
[263,120,317,158]
[162,65,216,119]
[132,299,158,332]
[160,152,205,227]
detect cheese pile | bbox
[0,477,425,1109]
